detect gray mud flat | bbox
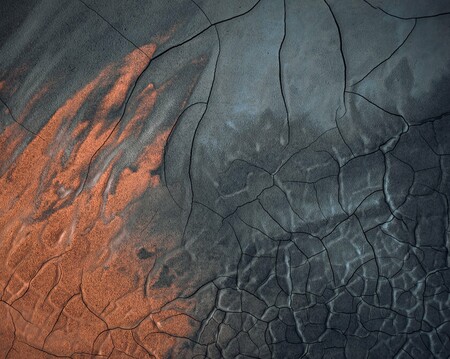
[0,0,449,358]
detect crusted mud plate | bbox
[1,0,450,358]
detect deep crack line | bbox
[345,90,411,154]
[78,0,263,195]
[191,0,212,26]
[183,27,221,246]
[144,0,245,295]
[345,90,409,124]
[0,97,45,141]
[324,0,347,118]
[77,0,151,59]
[362,0,450,20]
[351,19,417,87]
[162,101,207,210]
[335,105,355,158]
[279,0,290,147]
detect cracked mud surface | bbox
[1,0,450,358]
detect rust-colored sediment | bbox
[0,42,196,358]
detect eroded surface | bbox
[1,0,450,358]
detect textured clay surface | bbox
[1,0,450,358]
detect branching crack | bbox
[351,19,417,87]
[79,0,263,195]
[78,0,151,59]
